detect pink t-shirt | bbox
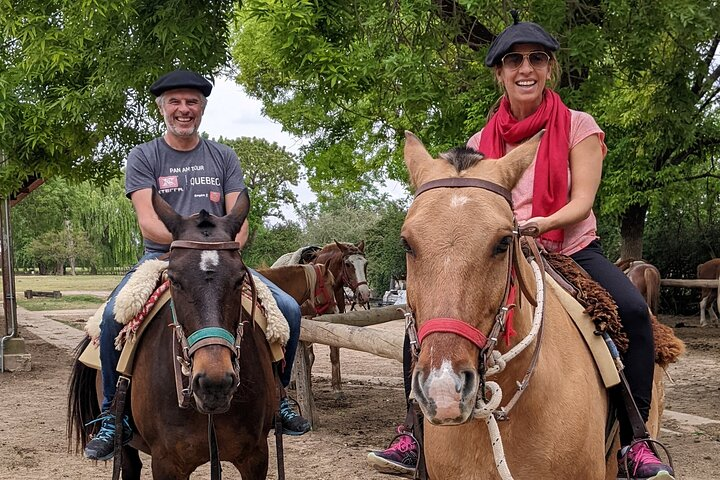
[467,110,607,256]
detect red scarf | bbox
[478,89,571,244]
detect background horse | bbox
[257,264,337,317]
[698,258,720,327]
[273,241,370,398]
[401,132,668,479]
[68,190,276,479]
[616,259,662,315]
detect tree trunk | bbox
[619,203,647,260]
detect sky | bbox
[200,77,408,222]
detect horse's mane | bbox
[439,147,485,172]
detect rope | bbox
[471,258,545,480]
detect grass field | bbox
[10,274,123,292]
[2,274,122,311]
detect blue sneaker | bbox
[279,396,311,436]
[83,412,133,461]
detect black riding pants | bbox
[571,240,655,445]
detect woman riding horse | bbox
[370,13,673,480]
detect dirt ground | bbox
[0,312,718,479]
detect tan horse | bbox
[617,259,662,315]
[402,132,666,480]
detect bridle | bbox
[404,177,544,411]
[335,250,369,308]
[168,240,249,399]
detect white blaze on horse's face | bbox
[347,254,370,302]
[450,193,470,208]
[200,250,220,272]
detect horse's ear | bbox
[404,131,437,189]
[356,240,365,252]
[225,189,250,238]
[334,240,348,254]
[151,189,182,237]
[472,130,544,190]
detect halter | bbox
[405,177,543,407]
[311,264,335,315]
[168,240,248,399]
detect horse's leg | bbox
[150,456,190,480]
[329,346,344,400]
[234,443,269,480]
[121,446,142,480]
[700,294,709,327]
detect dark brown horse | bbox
[698,258,720,327]
[306,241,370,396]
[258,264,337,316]
[616,259,662,315]
[68,190,277,479]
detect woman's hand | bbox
[519,217,551,237]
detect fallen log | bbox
[299,319,403,363]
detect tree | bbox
[231,0,720,258]
[11,177,141,270]
[363,201,408,292]
[242,221,303,269]
[1,0,235,197]
[24,227,97,275]
[219,136,302,232]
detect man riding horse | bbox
[84,69,310,462]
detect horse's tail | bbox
[644,266,661,316]
[66,336,100,454]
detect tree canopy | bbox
[232,0,720,257]
[0,0,235,197]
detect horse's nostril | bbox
[460,369,478,399]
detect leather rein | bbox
[404,177,545,415]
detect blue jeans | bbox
[250,269,302,388]
[100,252,164,412]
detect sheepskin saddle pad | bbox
[80,259,287,372]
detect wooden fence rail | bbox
[660,278,720,289]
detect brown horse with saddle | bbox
[68,191,330,479]
[401,132,683,479]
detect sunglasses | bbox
[500,51,551,70]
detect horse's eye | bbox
[400,237,414,255]
[168,276,182,290]
[494,236,513,255]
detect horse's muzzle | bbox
[192,371,238,414]
[411,365,479,425]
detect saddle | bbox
[79,262,287,374]
[541,251,684,387]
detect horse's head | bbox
[334,240,371,304]
[401,131,541,425]
[152,189,250,414]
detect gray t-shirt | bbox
[125,137,247,253]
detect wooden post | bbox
[292,341,318,429]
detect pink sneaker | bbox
[617,441,675,479]
[367,425,418,477]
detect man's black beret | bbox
[150,69,213,97]
[484,14,559,67]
